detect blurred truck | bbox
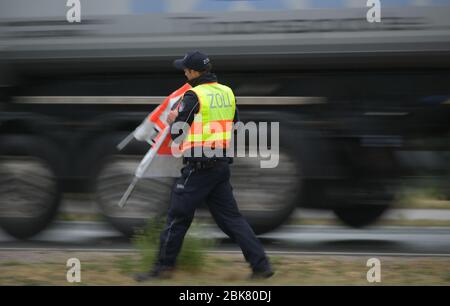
[0,0,449,238]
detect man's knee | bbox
[166,212,194,230]
[169,194,196,218]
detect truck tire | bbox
[231,147,300,234]
[333,204,389,228]
[331,180,392,228]
[91,134,171,237]
[0,135,62,239]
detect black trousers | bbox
[156,161,271,272]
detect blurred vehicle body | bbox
[0,0,449,238]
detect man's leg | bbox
[206,166,272,274]
[135,166,206,281]
[135,184,197,281]
[154,166,211,270]
[156,209,195,268]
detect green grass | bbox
[131,218,215,273]
[1,252,449,285]
[1,260,22,267]
[395,185,449,209]
[115,255,139,274]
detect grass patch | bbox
[1,260,22,267]
[395,185,449,209]
[81,263,108,273]
[115,255,140,274]
[131,218,215,273]
[1,252,449,285]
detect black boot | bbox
[250,268,274,280]
[134,265,174,282]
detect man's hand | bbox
[167,109,179,125]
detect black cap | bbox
[173,51,210,71]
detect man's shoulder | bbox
[179,90,199,113]
[182,90,199,104]
[216,83,235,94]
[183,89,197,97]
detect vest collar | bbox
[188,73,218,87]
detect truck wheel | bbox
[91,134,171,237]
[330,180,392,228]
[333,204,389,228]
[96,156,172,237]
[231,146,300,234]
[0,136,62,239]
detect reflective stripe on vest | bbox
[181,82,236,152]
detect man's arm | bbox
[169,91,199,142]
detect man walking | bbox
[135,51,273,281]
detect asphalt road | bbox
[60,197,450,220]
[1,221,450,257]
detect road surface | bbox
[1,221,450,257]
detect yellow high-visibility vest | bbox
[181,82,236,153]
